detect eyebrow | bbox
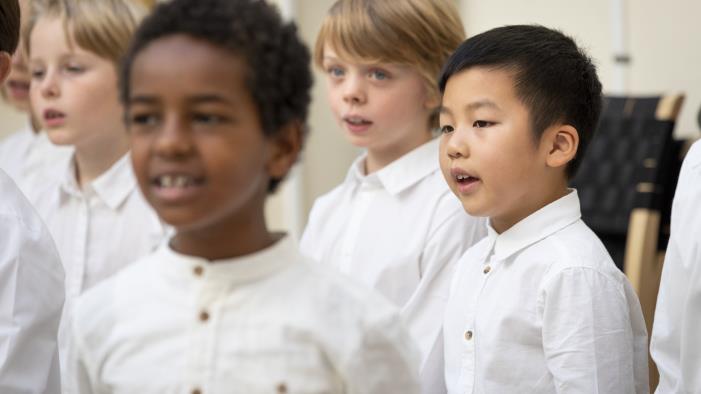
[439,99,501,115]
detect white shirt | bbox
[31,153,167,394]
[301,138,486,391]
[443,190,649,394]
[0,125,73,196]
[0,169,64,394]
[72,236,421,394]
[650,140,701,393]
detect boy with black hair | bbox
[71,0,421,392]
[1,0,64,392]
[438,25,648,393]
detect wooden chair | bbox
[571,93,685,390]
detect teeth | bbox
[347,117,368,125]
[457,175,469,181]
[158,175,193,188]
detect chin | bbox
[44,129,76,146]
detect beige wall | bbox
[0,104,27,139]
[460,0,701,138]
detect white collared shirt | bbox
[650,141,701,393]
[443,190,649,394]
[0,125,72,197]
[31,153,167,394]
[300,138,486,391]
[0,170,64,394]
[72,236,421,394]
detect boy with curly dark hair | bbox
[70,0,421,392]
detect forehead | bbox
[29,17,87,59]
[442,66,520,110]
[130,34,251,99]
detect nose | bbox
[39,70,60,99]
[445,127,469,160]
[342,73,366,105]
[153,114,195,159]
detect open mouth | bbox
[455,173,480,184]
[44,109,66,120]
[344,115,372,126]
[343,115,373,133]
[450,168,481,193]
[42,109,67,127]
[7,80,30,94]
[152,174,205,189]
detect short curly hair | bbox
[119,0,313,192]
[0,0,20,54]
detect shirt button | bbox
[277,383,288,393]
[464,330,473,341]
[193,266,204,276]
[483,265,491,274]
[199,310,209,322]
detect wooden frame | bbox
[622,93,684,391]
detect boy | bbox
[71,0,420,392]
[25,1,165,391]
[650,140,701,393]
[438,25,648,393]
[0,1,64,391]
[303,2,486,389]
[0,0,72,197]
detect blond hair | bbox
[24,0,153,66]
[315,0,465,102]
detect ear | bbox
[266,120,303,181]
[543,123,579,169]
[0,52,12,85]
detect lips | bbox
[43,108,67,128]
[342,114,373,134]
[450,167,481,194]
[149,172,206,204]
[6,80,29,99]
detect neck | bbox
[74,132,129,187]
[365,130,432,174]
[171,203,276,261]
[491,182,570,234]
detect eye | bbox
[30,68,45,80]
[369,69,388,80]
[193,113,226,125]
[64,64,85,74]
[473,120,494,128]
[327,66,344,78]
[440,124,454,134]
[129,112,159,127]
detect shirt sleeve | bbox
[0,183,64,394]
[403,194,485,390]
[650,141,701,393]
[344,309,422,394]
[539,267,645,394]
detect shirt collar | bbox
[482,189,582,261]
[344,138,440,196]
[157,234,299,287]
[60,153,136,210]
